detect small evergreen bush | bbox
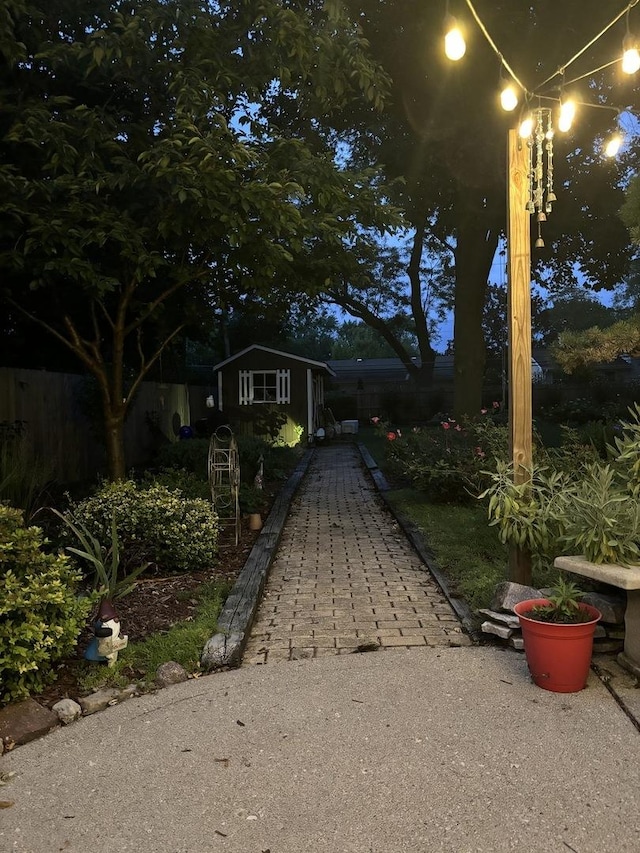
[66,480,218,572]
[0,505,90,704]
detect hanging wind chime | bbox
[525,107,556,248]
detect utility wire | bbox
[463,0,529,95]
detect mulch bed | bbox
[32,506,272,709]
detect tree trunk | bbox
[407,218,436,389]
[105,409,127,481]
[453,191,500,417]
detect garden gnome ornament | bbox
[85,600,128,667]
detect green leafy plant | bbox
[479,461,572,565]
[0,505,91,704]
[238,483,266,515]
[523,577,594,624]
[51,509,149,600]
[141,467,210,500]
[381,412,509,504]
[560,463,640,565]
[66,480,219,572]
[480,407,640,566]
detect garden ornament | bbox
[84,600,129,667]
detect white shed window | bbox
[239,369,290,405]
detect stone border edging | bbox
[357,442,480,640]
[201,448,315,670]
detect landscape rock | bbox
[509,636,525,651]
[0,699,59,747]
[52,698,82,725]
[155,661,189,687]
[119,684,141,700]
[480,621,513,640]
[581,592,626,625]
[491,582,541,613]
[478,608,521,629]
[79,688,121,715]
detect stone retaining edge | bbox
[357,442,480,640]
[201,448,315,670]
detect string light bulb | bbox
[444,16,466,61]
[604,133,623,157]
[558,99,576,132]
[622,10,640,74]
[622,34,640,74]
[500,83,519,111]
[519,115,533,138]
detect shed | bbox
[213,345,335,445]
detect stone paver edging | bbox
[201,449,315,669]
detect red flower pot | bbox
[513,598,602,693]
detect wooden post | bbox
[506,128,533,585]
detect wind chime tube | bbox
[534,110,546,221]
[527,107,554,244]
[545,110,555,211]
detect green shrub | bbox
[0,505,91,704]
[236,435,300,483]
[66,480,219,572]
[153,439,210,477]
[383,414,509,504]
[142,467,210,501]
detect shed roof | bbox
[213,345,335,376]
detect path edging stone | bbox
[201,448,315,670]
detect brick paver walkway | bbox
[242,444,469,665]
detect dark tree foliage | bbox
[339,0,639,413]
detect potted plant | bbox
[513,578,601,693]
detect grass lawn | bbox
[358,426,557,614]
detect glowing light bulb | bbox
[605,134,623,157]
[444,18,466,61]
[519,115,533,138]
[623,45,640,74]
[500,84,518,112]
[558,99,576,133]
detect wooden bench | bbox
[554,555,640,678]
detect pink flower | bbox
[480,408,488,415]
[475,447,485,457]
[386,431,397,441]
[492,401,500,409]
[454,424,462,432]
[441,422,450,430]
[371,416,380,424]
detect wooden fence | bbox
[0,368,192,483]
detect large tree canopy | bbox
[0,0,397,478]
[331,0,640,413]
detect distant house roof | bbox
[213,345,335,376]
[327,358,416,383]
